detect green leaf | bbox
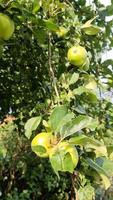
[75,105,86,114]
[86,92,98,104]
[49,105,68,132]
[70,134,107,157]
[100,174,111,190]
[81,17,101,35]
[95,157,113,189]
[82,25,101,35]
[96,157,113,176]
[73,86,98,103]
[84,158,111,189]
[25,116,42,139]
[86,118,99,131]
[56,112,75,133]
[82,16,97,26]
[49,149,63,177]
[86,158,108,176]
[0,143,7,158]
[69,134,102,147]
[69,73,79,85]
[63,152,75,173]
[94,146,107,157]
[73,86,87,95]
[60,115,92,140]
[44,19,59,32]
[85,80,97,90]
[49,146,76,175]
[106,5,113,16]
[78,185,95,200]
[107,145,113,155]
[34,28,46,45]
[32,0,42,13]
[32,145,46,154]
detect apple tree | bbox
[0,0,113,199]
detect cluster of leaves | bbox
[0,0,113,199]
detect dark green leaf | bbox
[49,105,68,132]
[86,92,98,104]
[96,157,113,176]
[56,112,75,133]
[44,19,59,32]
[86,158,108,176]
[69,135,102,147]
[60,115,92,139]
[69,73,79,85]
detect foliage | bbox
[0,0,113,199]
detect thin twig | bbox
[65,0,73,8]
[48,32,60,100]
[3,0,14,8]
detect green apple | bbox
[67,45,87,66]
[0,13,14,40]
[49,141,79,173]
[31,132,53,158]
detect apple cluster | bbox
[31,132,78,173]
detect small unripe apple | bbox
[67,45,88,67]
[0,13,14,40]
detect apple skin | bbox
[0,13,14,40]
[67,45,88,66]
[31,132,53,158]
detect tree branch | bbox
[48,32,60,100]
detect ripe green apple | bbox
[67,45,88,66]
[0,13,14,40]
[49,141,79,173]
[31,132,53,158]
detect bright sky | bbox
[86,0,111,6]
[99,0,111,6]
